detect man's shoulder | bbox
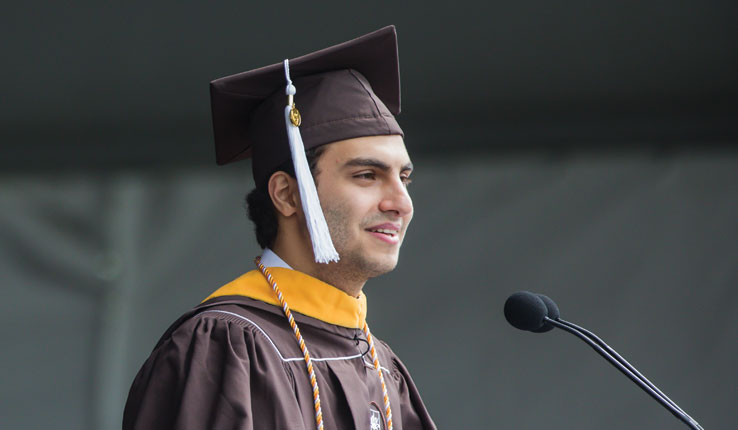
[156,268,278,345]
[124,297,298,429]
[148,295,307,363]
[161,295,285,344]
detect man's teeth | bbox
[371,228,396,235]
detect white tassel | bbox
[283,60,339,264]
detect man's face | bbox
[313,135,414,279]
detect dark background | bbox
[1,2,736,429]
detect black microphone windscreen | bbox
[504,291,548,332]
[532,293,560,333]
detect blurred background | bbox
[1,1,736,429]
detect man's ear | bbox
[268,171,299,217]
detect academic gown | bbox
[123,268,436,430]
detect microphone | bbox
[504,291,703,430]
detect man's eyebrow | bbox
[343,158,413,172]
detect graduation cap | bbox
[210,25,404,264]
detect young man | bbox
[123,26,436,430]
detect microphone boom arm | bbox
[555,318,687,417]
[545,316,703,430]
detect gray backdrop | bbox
[2,147,736,429]
[2,1,737,429]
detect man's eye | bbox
[354,172,376,180]
[401,176,413,186]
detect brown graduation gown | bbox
[123,271,436,430]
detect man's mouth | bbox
[365,223,401,244]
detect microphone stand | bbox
[544,316,703,430]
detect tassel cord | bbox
[282,59,339,264]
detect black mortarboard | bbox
[210,25,403,188]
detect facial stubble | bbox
[319,199,402,287]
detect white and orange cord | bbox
[362,321,393,430]
[256,258,324,429]
[255,258,393,430]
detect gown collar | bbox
[204,250,367,329]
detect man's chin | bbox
[363,255,400,278]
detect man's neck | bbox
[259,248,292,270]
[269,242,366,298]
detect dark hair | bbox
[246,145,326,249]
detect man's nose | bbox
[379,180,413,217]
